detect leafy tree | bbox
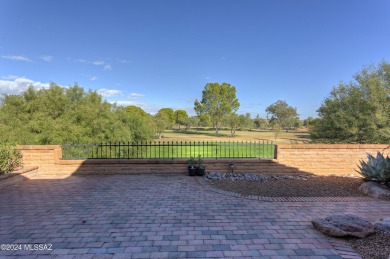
[253,114,267,130]
[273,123,283,141]
[238,113,253,130]
[266,100,299,129]
[194,82,240,135]
[174,110,188,130]
[225,113,240,137]
[156,108,175,128]
[292,118,302,129]
[311,62,390,143]
[184,116,199,130]
[125,105,148,117]
[198,114,211,128]
[128,115,155,142]
[303,116,316,127]
[0,83,132,144]
[154,113,170,139]
[123,105,155,142]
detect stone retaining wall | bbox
[17,144,390,176]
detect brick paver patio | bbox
[1,174,390,258]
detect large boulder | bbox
[359,181,390,200]
[312,214,375,238]
[374,217,390,234]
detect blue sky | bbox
[1,0,390,119]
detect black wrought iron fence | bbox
[62,140,275,159]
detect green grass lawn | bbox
[62,141,275,159]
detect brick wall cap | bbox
[17,145,62,150]
[57,158,273,165]
[277,144,390,149]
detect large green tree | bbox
[0,83,131,144]
[266,100,299,129]
[184,116,199,130]
[156,108,175,128]
[238,113,253,130]
[174,109,188,130]
[123,105,155,142]
[253,114,268,130]
[225,113,240,137]
[125,105,148,117]
[194,82,240,135]
[154,113,170,139]
[311,62,390,143]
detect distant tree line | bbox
[0,61,388,145]
[193,82,300,137]
[192,61,390,143]
[0,83,300,145]
[0,84,131,144]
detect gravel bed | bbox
[207,175,366,197]
[347,230,390,259]
[205,174,390,258]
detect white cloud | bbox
[112,100,136,106]
[72,58,112,71]
[40,55,53,62]
[91,60,112,70]
[0,77,50,95]
[92,60,105,65]
[118,59,131,64]
[97,88,121,97]
[2,55,32,62]
[81,73,97,81]
[1,75,19,80]
[129,93,144,98]
[103,64,112,71]
[75,58,86,63]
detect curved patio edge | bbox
[196,177,375,202]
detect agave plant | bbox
[356,152,390,184]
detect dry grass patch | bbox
[162,128,310,144]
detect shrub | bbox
[356,152,390,184]
[0,146,23,174]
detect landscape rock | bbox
[206,172,222,180]
[374,217,390,234]
[311,214,375,238]
[359,181,390,200]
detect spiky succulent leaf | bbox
[356,152,390,182]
